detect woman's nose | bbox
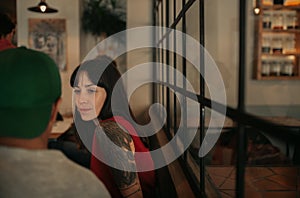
[78,93,88,104]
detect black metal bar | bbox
[156,0,196,46]
[173,0,178,134]
[236,0,247,197]
[153,0,158,105]
[161,0,165,127]
[182,0,187,161]
[237,123,247,198]
[199,0,206,196]
[157,2,163,120]
[155,0,162,10]
[171,0,196,29]
[166,0,171,136]
[238,4,246,111]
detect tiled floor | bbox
[206,166,300,198]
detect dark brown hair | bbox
[0,12,15,38]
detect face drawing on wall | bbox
[45,33,58,61]
[34,34,46,49]
[29,18,66,71]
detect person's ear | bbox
[50,98,62,122]
[6,29,15,41]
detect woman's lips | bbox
[79,108,92,113]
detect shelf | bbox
[261,53,300,56]
[258,75,300,80]
[255,1,300,80]
[262,5,300,10]
[262,29,300,33]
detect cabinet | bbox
[255,1,300,80]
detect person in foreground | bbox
[70,56,156,198]
[0,12,16,51]
[0,47,111,198]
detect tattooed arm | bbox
[100,121,143,198]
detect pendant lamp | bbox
[28,0,58,13]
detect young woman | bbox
[70,56,156,198]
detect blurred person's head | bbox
[0,12,16,41]
[0,47,62,149]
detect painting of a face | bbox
[28,18,66,71]
[74,71,107,121]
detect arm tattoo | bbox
[100,121,139,189]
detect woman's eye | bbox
[87,89,96,93]
[74,89,80,94]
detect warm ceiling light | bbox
[253,0,261,15]
[28,0,58,13]
[253,7,261,15]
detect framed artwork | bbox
[28,18,67,71]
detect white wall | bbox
[205,0,239,107]
[17,0,80,115]
[126,0,153,121]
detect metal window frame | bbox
[153,0,300,197]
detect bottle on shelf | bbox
[261,60,271,76]
[263,13,272,29]
[272,37,283,54]
[281,59,294,76]
[286,12,297,29]
[270,61,282,76]
[273,13,284,30]
[262,35,272,53]
[293,15,299,29]
[283,35,296,54]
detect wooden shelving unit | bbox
[255,1,300,80]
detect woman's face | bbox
[74,71,107,121]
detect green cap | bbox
[0,47,61,139]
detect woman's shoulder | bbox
[100,118,118,128]
[99,118,135,152]
[100,116,133,135]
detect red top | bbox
[0,39,16,51]
[90,116,156,198]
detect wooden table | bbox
[49,117,73,140]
